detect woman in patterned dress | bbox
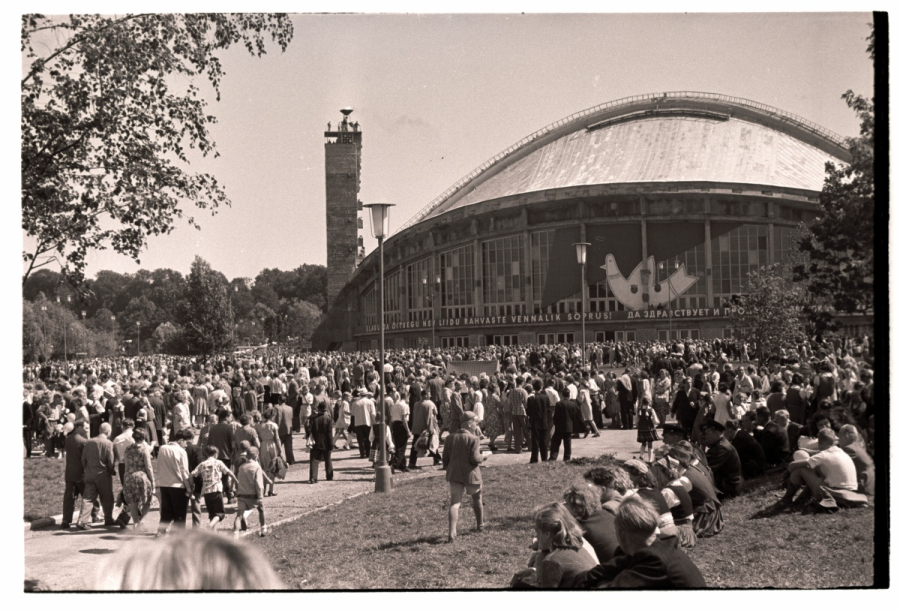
[482,383,504,451]
[191,376,210,428]
[123,428,156,529]
[257,407,282,497]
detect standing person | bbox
[526,379,553,463]
[61,420,97,529]
[181,429,204,528]
[172,390,192,437]
[112,419,136,485]
[274,397,295,465]
[309,403,335,483]
[653,370,672,427]
[191,446,237,530]
[482,383,504,452]
[121,428,156,530]
[578,378,602,438]
[332,391,354,451]
[76,422,117,529]
[635,398,660,462]
[448,381,465,434]
[256,408,282,496]
[409,394,440,468]
[442,413,487,542]
[390,387,411,472]
[23,390,34,458]
[550,387,580,462]
[207,411,237,502]
[155,430,194,537]
[508,377,529,454]
[233,413,261,452]
[232,447,268,538]
[617,371,635,430]
[350,389,375,459]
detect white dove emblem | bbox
[601,254,698,311]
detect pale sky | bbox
[18,10,875,282]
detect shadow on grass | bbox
[374,533,448,550]
[79,548,116,555]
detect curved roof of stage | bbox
[400,91,850,231]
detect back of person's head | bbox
[94,528,284,590]
[204,445,219,459]
[562,483,603,520]
[532,378,543,392]
[533,502,584,550]
[817,427,838,448]
[131,428,146,443]
[755,405,771,422]
[583,465,633,494]
[614,495,659,548]
[622,459,659,489]
[838,424,859,446]
[240,413,252,426]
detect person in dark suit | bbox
[61,420,98,528]
[754,406,790,466]
[308,403,334,483]
[76,422,116,528]
[725,417,766,479]
[573,495,706,589]
[274,397,295,465]
[526,380,553,463]
[661,422,708,469]
[207,410,236,501]
[701,420,743,498]
[550,387,581,462]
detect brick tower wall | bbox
[325,131,362,308]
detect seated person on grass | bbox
[700,420,742,499]
[837,424,875,497]
[572,495,707,589]
[754,406,790,467]
[510,502,598,589]
[562,483,619,563]
[724,416,766,479]
[776,428,868,511]
[582,464,634,514]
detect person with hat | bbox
[232,445,269,538]
[442,411,487,542]
[661,423,709,470]
[309,401,335,483]
[350,388,376,459]
[700,420,743,498]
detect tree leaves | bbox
[22,13,294,286]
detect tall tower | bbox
[325,108,363,308]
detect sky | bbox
[18,10,874,283]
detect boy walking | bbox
[233,446,268,538]
[191,446,237,530]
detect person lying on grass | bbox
[510,502,598,589]
[572,495,707,589]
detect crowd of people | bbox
[22,333,875,588]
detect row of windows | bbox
[360,225,798,326]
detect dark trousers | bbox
[62,480,97,526]
[220,459,233,498]
[280,433,295,464]
[391,422,410,470]
[158,487,188,530]
[309,449,333,482]
[117,463,126,486]
[512,415,529,452]
[530,428,550,463]
[620,400,634,429]
[592,396,604,429]
[549,431,573,461]
[355,425,371,457]
[83,474,116,524]
[409,433,440,467]
[24,428,32,458]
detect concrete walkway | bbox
[24,427,645,590]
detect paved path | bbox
[24,427,645,590]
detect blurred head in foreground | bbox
[95,528,284,590]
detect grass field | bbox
[24,457,122,522]
[251,458,874,589]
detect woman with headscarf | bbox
[122,428,156,530]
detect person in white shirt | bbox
[389,388,411,471]
[777,428,860,510]
[155,430,194,537]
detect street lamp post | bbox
[422,274,441,349]
[136,321,141,356]
[364,202,395,494]
[573,243,591,370]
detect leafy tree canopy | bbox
[22,13,294,286]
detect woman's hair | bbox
[615,495,660,538]
[264,407,277,421]
[562,483,603,520]
[533,502,584,550]
[621,460,659,490]
[583,465,634,494]
[132,428,146,443]
[94,528,285,590]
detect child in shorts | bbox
[190,446,237,530]
[233,446,268,538]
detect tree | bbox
[181,256,234,354]
[22,13,294,285]
[794,28,874,317]
[153,321,182,353]
[728,264,805,364]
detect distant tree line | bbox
[22,258,326,362]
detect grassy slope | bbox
[252,458,873,589]
[24,458,122,521]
